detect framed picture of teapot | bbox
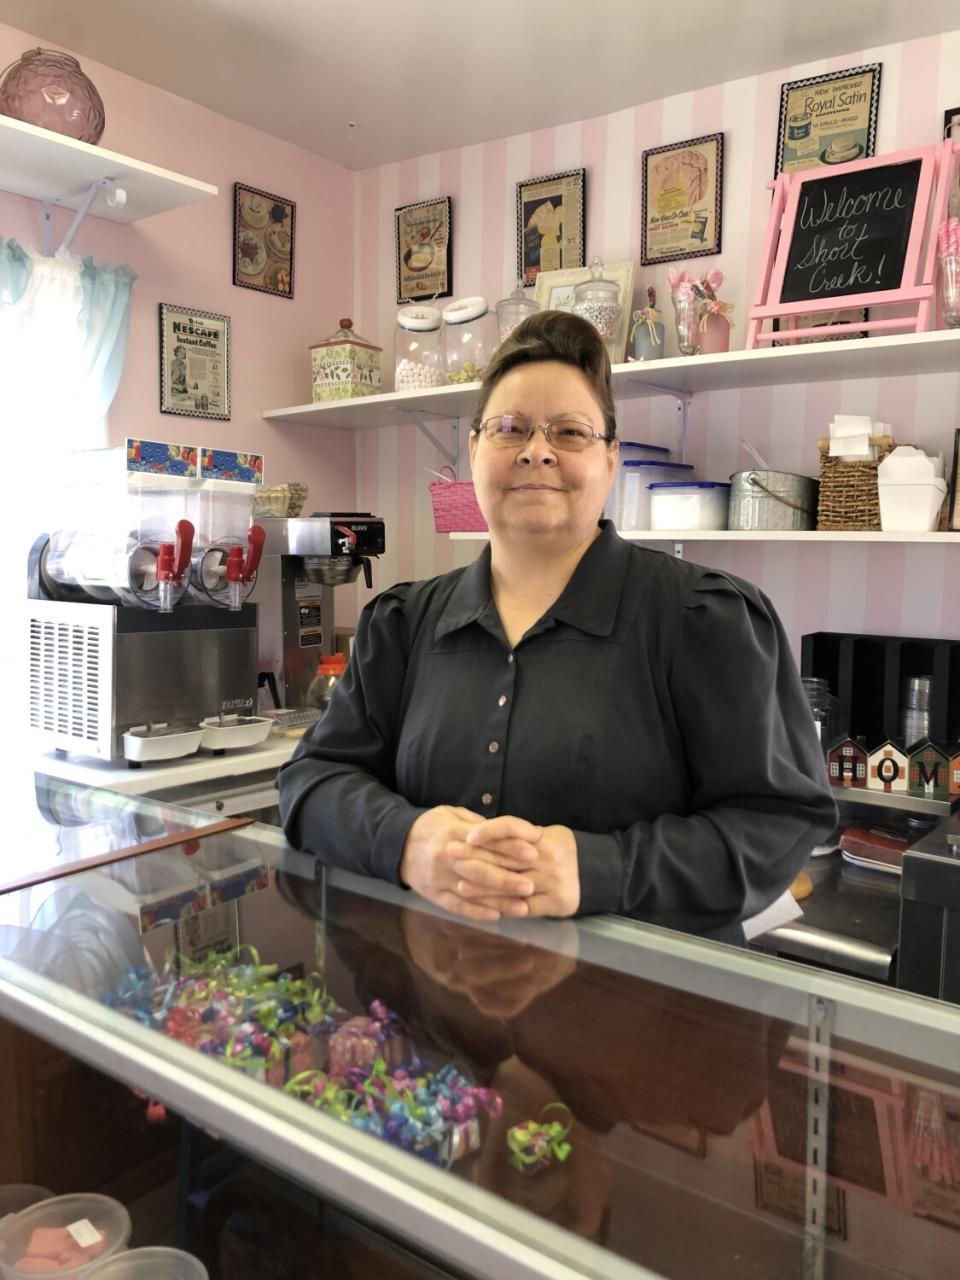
[395,196,453,305]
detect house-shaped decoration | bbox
[907,740,950,801]
[867,740,909,794]
[949,747,960,796]
[827,738,868,788]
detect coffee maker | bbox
[257,513,385,708]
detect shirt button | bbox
[488,741,500,753]
[481,792,493,806]
[498,695,507,707]
[507,653,514,664]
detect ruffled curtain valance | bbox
[0,237,137,446]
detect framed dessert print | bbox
[234,182,295,298]
[775,64,881,176]
[641,134,723,265]
[159,304,231,421]
[533,260,636,363]
[517,168,585,286]
[395,196,453,305]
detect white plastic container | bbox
[649,481,731,531]
[620,460,695,530]
[878,479,947,532]
[86,1247,208,1279]
[198,714,273,751]
[605,444,672,524]
[0,1194,131,1279]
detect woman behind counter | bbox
[278,310,836,942]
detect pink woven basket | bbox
[429,476,488,532]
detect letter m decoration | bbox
[747,140,959,345]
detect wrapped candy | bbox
[507,1103,573,1174]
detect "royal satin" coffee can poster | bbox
[776,64,882,177]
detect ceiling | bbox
[2,0,959,169]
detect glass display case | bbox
[2,781,960,1278]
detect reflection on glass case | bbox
[2,791,960,1278]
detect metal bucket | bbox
[728,470,819,531]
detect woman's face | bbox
[469,361,617,545]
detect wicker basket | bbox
[429,478,488,533]
[253,482,309,518]
[816,437,895,531]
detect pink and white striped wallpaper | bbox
[350,29,960,659]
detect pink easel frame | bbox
[747,140,960,347]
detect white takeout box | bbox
[878,477,947,532]
[877,445,944,480]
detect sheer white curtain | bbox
[0,237,136,729]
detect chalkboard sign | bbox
[780,158,922,304]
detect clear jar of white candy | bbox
[394,305,446,391]
[572,256,622,360]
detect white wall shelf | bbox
[0,114,217,223]
[263,329,960,430]
[449,530,960,543]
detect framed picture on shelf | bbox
[754,1160,847,1237]
[775,64,881,177]
[233,182,295,298]
[772,308,869,345]
[631,1118,706,1158]
[516,167,585,286]
[641,133,723,265]
[533,260,636,363]
[395,196,453,305]
[159,304,231,420]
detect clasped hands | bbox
[399,805,580,923]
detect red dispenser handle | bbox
[243,524,265,582]
[156,543,175,582]
[224,545,244,582]
[172,520,195,584]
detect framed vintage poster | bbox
[516,168,585,286]
[233,182,295,298]
[395,196,453,304]
[775,64,881,176]
[641,134,723,265]
[159,304,231,421]
[533,260,636,363]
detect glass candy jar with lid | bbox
[394,306,445,391]
[495,281,538,344]
[572,257,622,360]
[441,296,496,383]
[0,47,105,143]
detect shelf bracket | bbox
[40,177,126,257]
[802,994,834,1280]
[397,408,460,474]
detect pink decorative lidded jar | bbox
[0,47,106,143]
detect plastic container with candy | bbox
[0,1194,131,1278]
[86,1247,208,1279]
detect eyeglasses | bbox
[474,413,610,451]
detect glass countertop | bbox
[2,807,960,1279]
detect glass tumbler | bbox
[672,294,700,356]
[940,255,960,328]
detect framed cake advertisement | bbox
[775,64,881,177]
[234,182,295,298]
[395,196,453,305]
[641,134,723,265]
[516,168,586,286]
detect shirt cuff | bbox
[372,802,428,886]
[573,830,624,915]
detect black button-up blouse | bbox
[278,521,837,937]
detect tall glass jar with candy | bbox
[571,257,622,362]
[394,306,446,391]
[441,297,496,383]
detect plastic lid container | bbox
[441,296,488,325]
[649,481,731,532]
[86,1247,208,1279]
[619,461,695,531]
[0,1188,54,1220]
[604,444,672,523]
[0,1194,131,1278]
[396,305,442,332]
